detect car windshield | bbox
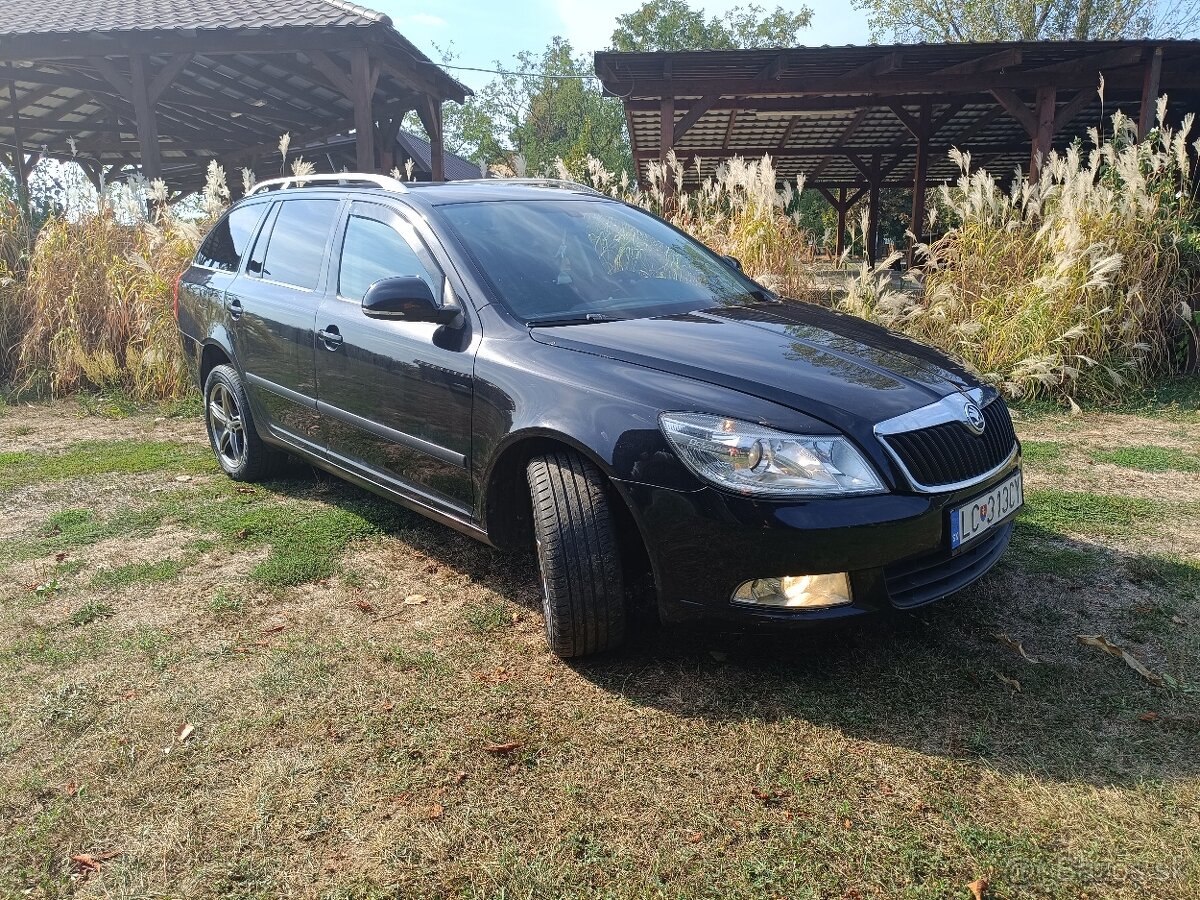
[438,198,772,324]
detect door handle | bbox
[227,297,243,320]
[318,326,343,350]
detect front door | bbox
[230,196,342,453]
[315,201,475,511]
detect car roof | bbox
[229,179,612,211]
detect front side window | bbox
[439,198,769,323]
[195,204,265,272]
[338,214,442,303]
[256,199,340,290]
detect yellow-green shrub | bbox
[839,105,1199,404]
[15,207,201,400]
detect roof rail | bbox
[449,177,606,197]
[245,172,409,196]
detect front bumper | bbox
[615,461,1020,626]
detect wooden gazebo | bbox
[0,0,468,196]
[595,41,1200,263]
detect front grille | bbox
[882,398,1016,488]
[884,522,1013,609]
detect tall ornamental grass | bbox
[840,103,1200,404]
[573,152,817,298]
[0,198,32,385]
[11,168,222,400]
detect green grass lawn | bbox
[0,392,1198,899]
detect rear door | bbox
[314,200,475,511]
[230,196,342,453]
[183,202,269,349]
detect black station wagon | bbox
[176,173,1023,658]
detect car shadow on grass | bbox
[262,466,1197,787]
[567,523,1200,788]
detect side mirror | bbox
[722,255,743,271]
[361,276,459,325]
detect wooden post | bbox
[908,102,931,270]
[416,97,444,181]
[129,55,162,182]
[6,78,29,221]
[660,95,675,206]
[350,48,375,172]
[835,187,847,258]
[1030,86,1056,181]
[1138,46,1164,140]
[866,155,881,267]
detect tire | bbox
[203,364,282,482]
[526,450,627,658]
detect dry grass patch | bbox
[1,398,1198,898]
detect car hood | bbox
[528,302,979,433]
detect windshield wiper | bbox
[527,313,621,327]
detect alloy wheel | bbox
[207,381,247,469]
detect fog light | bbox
[731,573,852,609]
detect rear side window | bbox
[338,215,441,303]
[195,205,264,272]
[256,199,340,290]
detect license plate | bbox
[950,470,1023,550]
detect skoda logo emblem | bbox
[962,401,986,435]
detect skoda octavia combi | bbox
[176,173,1022,658]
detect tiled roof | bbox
[0,0,388,35]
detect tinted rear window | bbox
[257,199,340,290]
[195,205,264,272]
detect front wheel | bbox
[203,365,281,482]
[526,451,627,658]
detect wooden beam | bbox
[148,54,193,104]
[843,52,902,79]
[1138,46,1164,139]
[129,55,162,180]
[305,50,355,99]
[350,47,375,172]
[990,88,1038,136]
[1030,85,1056,180]
[777,115,801,152]
[887,102,922,138]
[722,107,737,151]
[836,188,847,256]
[1031,45,1143,76]
[866,155,881,267]
[909,102,931,268]
[89,57,133,101]
[930,48,1022,77]
[6,75,29,218]
[1054,87,1095,133]
[673,92,719,144]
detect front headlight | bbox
[658,413,885,498]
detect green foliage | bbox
[610,0,813,51]
[1090,445,1200,472]
[0,440,212,494]
[408,38,630,178]
[65,602,114,627]
[91,559,185,590]
[853,0,1200,42]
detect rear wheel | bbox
[203,365,281,482]
[526,450,627,658]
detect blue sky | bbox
[373,1,873,91]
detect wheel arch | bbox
[481,430,654,596]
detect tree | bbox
[853,0,1200,42]
[424,38,631,177]
[610,0,813,51]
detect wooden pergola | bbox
[0,0,468,198]
[595,40,1200,264]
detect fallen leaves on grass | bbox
[483,741,522,755]
[426,803,444,820]
[994,671,1022,693]
[260,624,286,635]
[751,787,791,805]
[1078,634,1164,685]
[176,723,195,743]
[64,780,79,797]
[1139,711,1158,722]
[403,594,428,606]
[353,598,375,615]
[993,633,1040,664]
[967,876,988,900]
[685,831,703,843]
[71,850,121,873]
